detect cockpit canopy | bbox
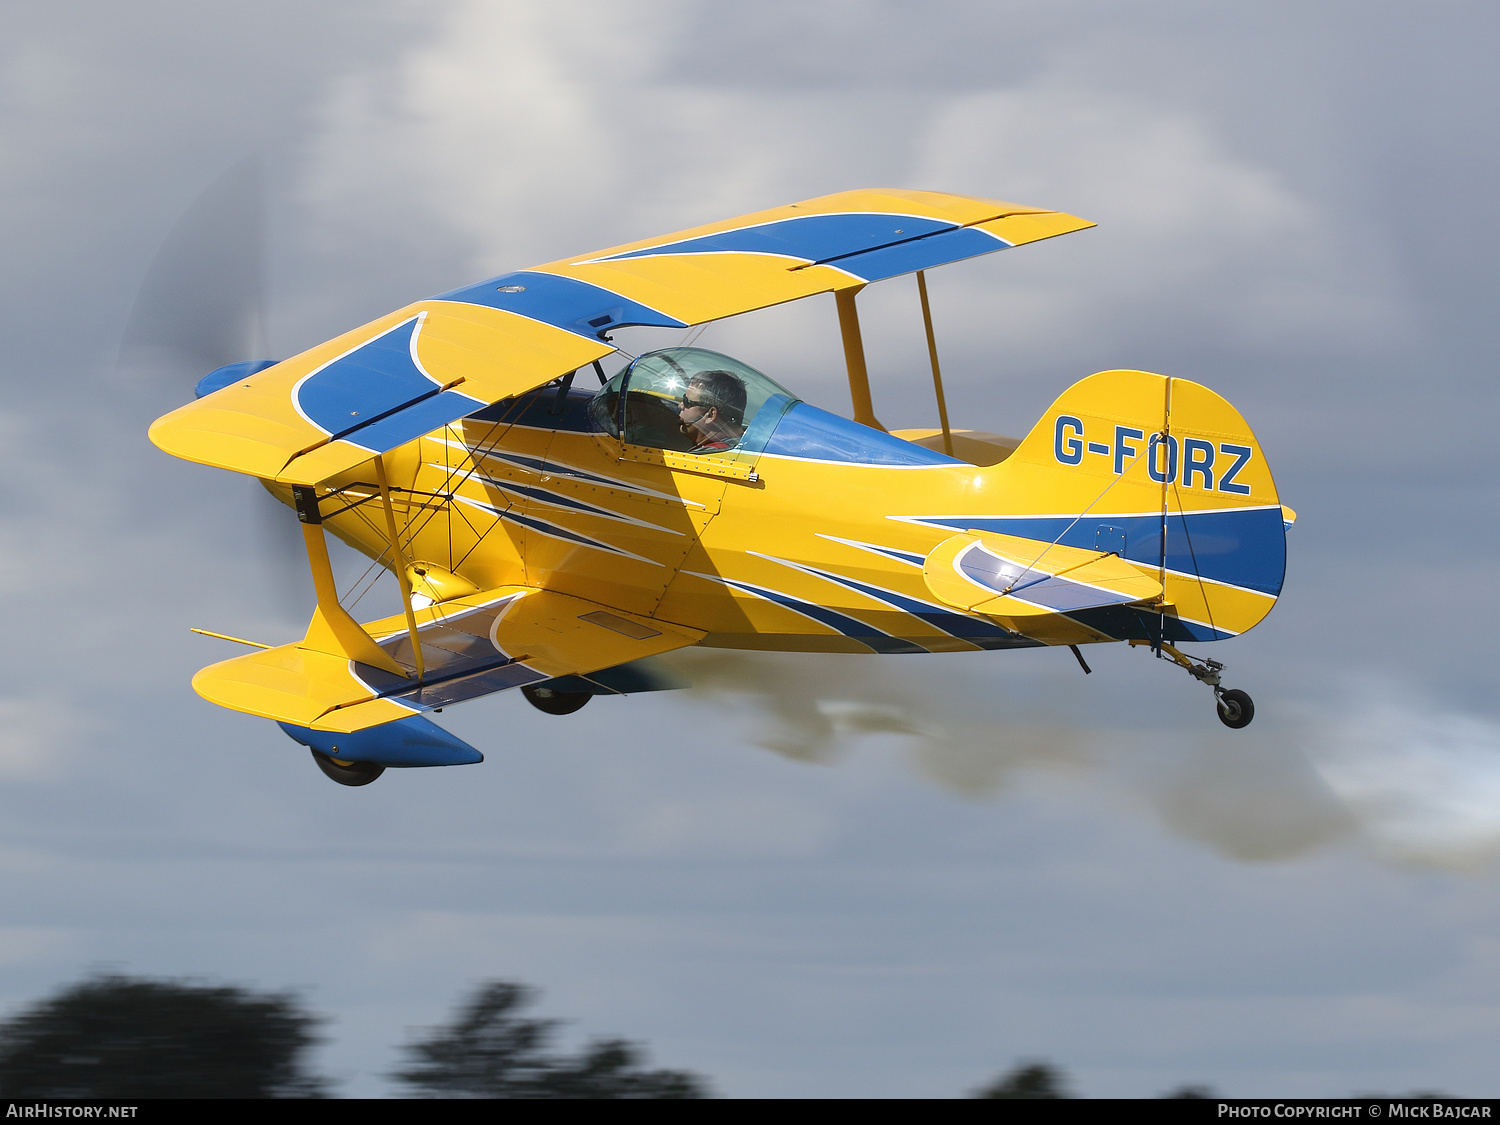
[589,347,799,455]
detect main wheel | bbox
[522,685,592,716]
[311,749,385,786]
[1216,688,1255,729]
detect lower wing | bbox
[192,587,704,732]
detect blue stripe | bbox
[1062,605,1235,644]
[913,508,1287,596]
[462,497,638,557]
[768,558,1021,643]
[297,316,484,448]
[471,450,635,491]
[718,577,927,654]
[436,270,685,338]
[195,359,277,399]
[812,569,1040,648]
[869,546,925,567]
[480,477,639,522]
[763,403,962,466]
[343,389,485,452]
[836,540,926,568]
[833,226,1009,282]
[593,213,956,265]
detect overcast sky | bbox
[3,0,1499,1098]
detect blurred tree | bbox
[391,981,708,1099]
[974,1061,1073,1099]
[0,973,328,1098]
[1163,1084,1216,1098]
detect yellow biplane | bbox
[149,189,1292,785]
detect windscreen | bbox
[589,347,798,456]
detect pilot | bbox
[678,369,747,452]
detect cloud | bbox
[912,86,1412,363]
[302,0,1408,374]
[303,0,690,274]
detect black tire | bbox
[311,749,385,786]
[1216,688,1255,729]
[522,684,592,716]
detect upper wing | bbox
[149,302,612,486]
[192,586,704,732]
[500,187,1093,329]
[150,189,1092,485]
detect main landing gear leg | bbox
[1129,639,1254,729]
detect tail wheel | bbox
[311,750,385,786]
[522,685,592,716]
[1216,689,1255,730]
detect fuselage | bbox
[288,381,1072,657]
[284,352,1286,657]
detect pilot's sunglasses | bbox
[680,396,710,410]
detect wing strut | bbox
[374,456,426,680]
[291,486,406,676]
[915,270,954,456]
[835,286,885,432]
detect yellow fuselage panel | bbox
[524,431,725,617]
[680,458,974,643]
[296,427,1246,651]
[284,421,1276,652]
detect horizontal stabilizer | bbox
[924,530,1163,617]
[193,586,703,732]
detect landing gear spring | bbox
[1130,639,1255,729]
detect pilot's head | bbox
[683,370,746,428]
[679,370,747,447]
